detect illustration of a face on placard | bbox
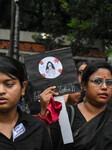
[39,56,63,79]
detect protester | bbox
[63,60,89,105]
[39,61,112,150]
[76,60,89,83]
[25,81,41,115]
[0,56,52,150]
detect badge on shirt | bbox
[13,123,26,141]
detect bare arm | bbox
[40,86,59,117]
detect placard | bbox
[24,47,81,99]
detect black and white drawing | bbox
[39,57,63,79]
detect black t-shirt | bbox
[0,107,52,150]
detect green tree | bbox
[67,0,112,55]
[0,0,112,55]
[19,0,70,50]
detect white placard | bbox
[54,96,73,144]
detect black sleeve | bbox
[49,106,73,150]
[41,122,53,150]
[50,121,63,150]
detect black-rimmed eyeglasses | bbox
[90,78,112,88]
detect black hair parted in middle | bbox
[0,56,27,86]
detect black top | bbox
[50,105,86,150]
[67,105,87,133]
[0,107,52,150]
[50,105,110,150]
[94,109,112,150]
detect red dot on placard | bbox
[42,74,46,77]
[54,58,59,63]
[58,69,62,73]
[40,61,44,65]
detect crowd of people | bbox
[0,55,112,150]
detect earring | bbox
[20,96,31,114]
[83,97,86,102]
[83,88,86,91]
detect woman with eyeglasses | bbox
[39,61,112,150]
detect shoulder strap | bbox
[68,105,75,126]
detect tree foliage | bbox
[67,0,112,54]
[0,0,112,54]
